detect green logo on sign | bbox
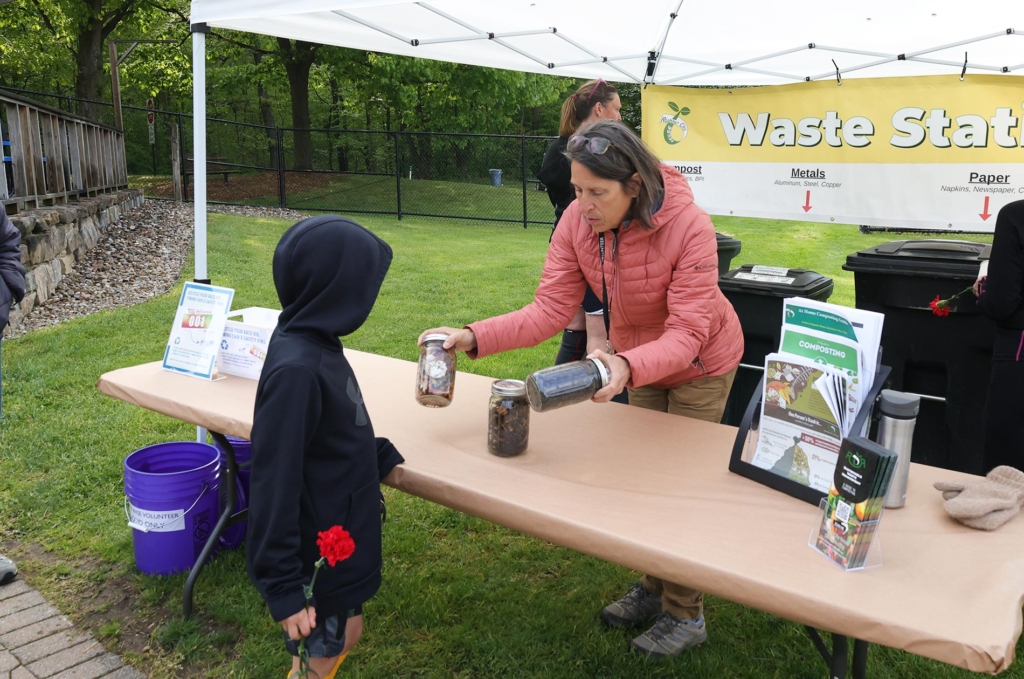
[846,452,866,469]
[662,102,690,145]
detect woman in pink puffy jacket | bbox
[419,120,743,659]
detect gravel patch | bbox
[7,202,308,339]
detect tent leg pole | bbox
[192,24,209,285]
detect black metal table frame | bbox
[182,431,248,619]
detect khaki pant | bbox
[628,367,737,620]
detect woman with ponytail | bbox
[537,79,622,366]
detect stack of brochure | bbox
[751,299,884,494]
[813,436,897,570]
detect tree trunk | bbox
[254,53,278,169]
[74,2,105,122]
[329,78,348,172]
[278,39,318,171]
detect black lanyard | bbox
[598,231,616,352]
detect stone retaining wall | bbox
[6,189,144,329]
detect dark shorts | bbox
[582,285,602,314]
[283,606,361,658]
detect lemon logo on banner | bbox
[661,102,690,144]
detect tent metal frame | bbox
[314,5,1021,85]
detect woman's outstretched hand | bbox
[418,327,477,353]
[587,350,630,402]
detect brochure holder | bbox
[728,365,891,506]
[808,498,883,571]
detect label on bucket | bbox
[127,503,186,533]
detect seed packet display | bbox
[814,437,896,570]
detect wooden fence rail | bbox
[1,89,127,214]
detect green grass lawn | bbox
[0,213,1010,679]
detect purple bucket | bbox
[124,442,221,576]
[215,436,252,499]
[218,476,247,550]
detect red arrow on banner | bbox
[802,190,812,212]
[980,195,992,221]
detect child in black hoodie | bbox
[246,216,404,679]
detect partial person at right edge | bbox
[974,199,1024,473]
[537,79,622,368]
[0,208,27,587]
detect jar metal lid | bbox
[492,379,527,397]
[422,333,450,343]
[588,358,610,386]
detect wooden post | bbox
[170,123,183,201]
[108,40,123,130]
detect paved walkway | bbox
[0,578,144,679]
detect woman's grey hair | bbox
[563,120,665,230]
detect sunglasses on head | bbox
[586,78,606,105]
[567,135,613,155]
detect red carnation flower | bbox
[928,285,974,317]
[317,526,356,567]
[929,295,951,317]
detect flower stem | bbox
[297,558,327,679]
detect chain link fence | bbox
[6,89,561,227]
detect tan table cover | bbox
[97,353,1024,674]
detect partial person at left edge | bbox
[0,209,25,418]
[0,208,27,587]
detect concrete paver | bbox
[0,575,144,679]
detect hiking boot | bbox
[631,612,708,660]
[600,582,662,629]
[0,555,17,586]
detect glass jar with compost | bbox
[488,380,530,457]
[416,334,456,407]
[526,358,610,412]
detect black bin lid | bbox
[719,264,833,297]
[716,232,741,248]
[843,239,991,279]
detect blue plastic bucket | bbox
[124,442,221,576]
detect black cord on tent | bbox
[961,52,968,81]
[832,59,841,86]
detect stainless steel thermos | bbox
[878,389,921,509]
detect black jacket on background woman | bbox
[977,200,1024,471]
[537,135,573,227]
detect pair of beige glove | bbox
[934,466,1024,530]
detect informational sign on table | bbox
[217,307,280,380]
[642,75,1024,232]
[163,282,234,379]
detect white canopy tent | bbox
[187,0,1024,278]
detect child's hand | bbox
[281,606,317,641]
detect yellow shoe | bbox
[286,653,348,679]
[322,652,348,679]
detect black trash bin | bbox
[719,265,834,426]
[843,239,992,474]
[716,232,742,274]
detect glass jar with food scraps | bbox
[488,379,530,457]
[416,334,456,407]
[525,358,610,412]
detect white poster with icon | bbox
[163,282,235,379]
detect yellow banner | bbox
[642,75,1024,164]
